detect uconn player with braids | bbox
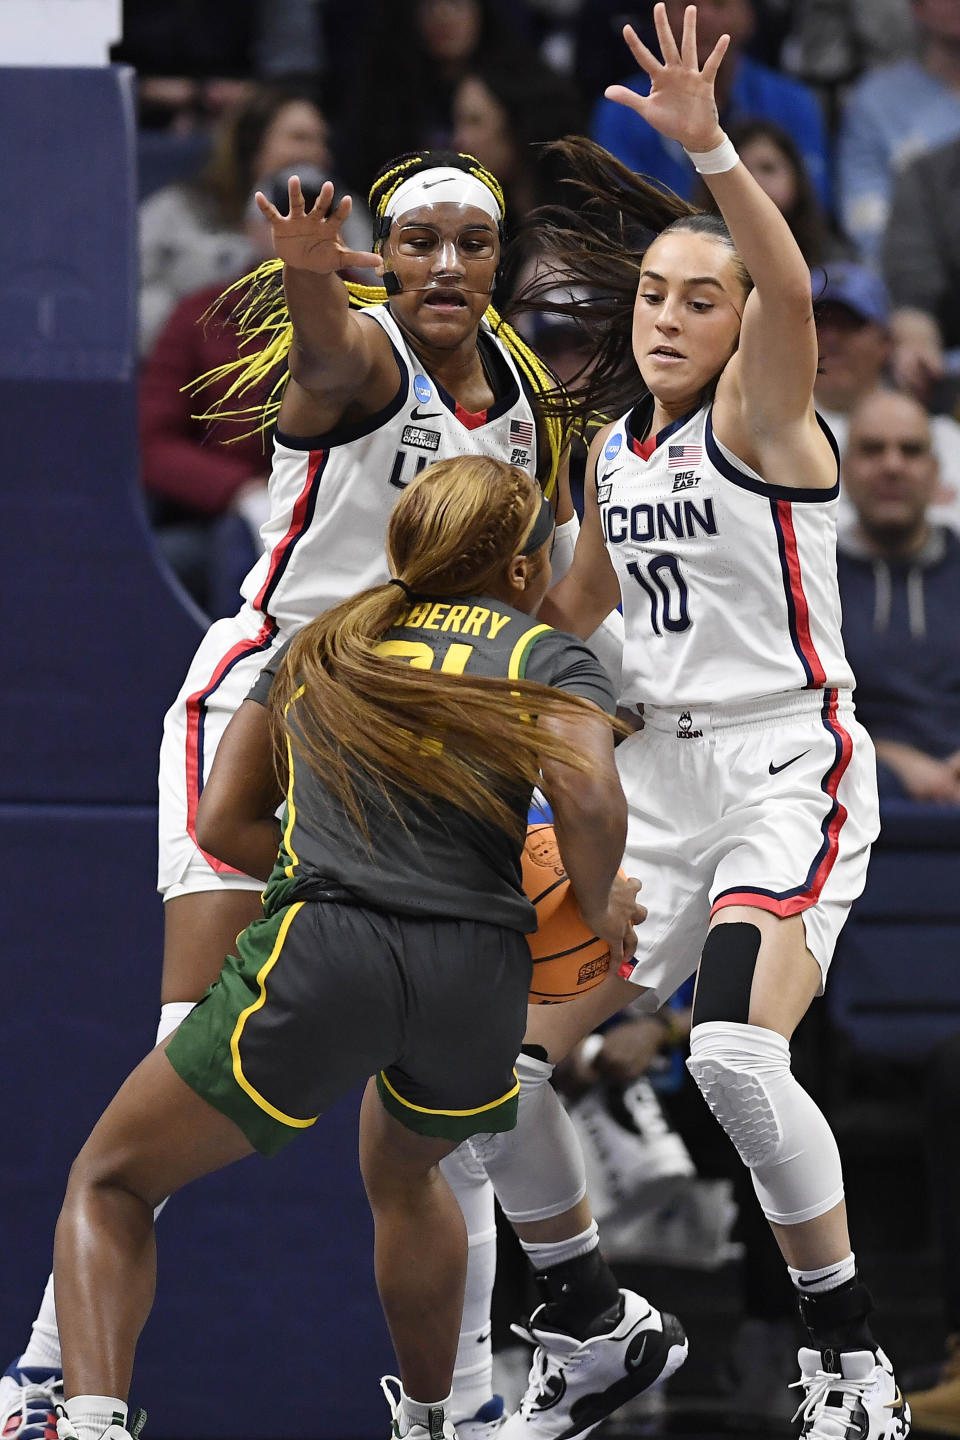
[450,9,908,1440]
[0,152,621,1440]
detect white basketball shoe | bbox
[792,1347,911,1438]
[498,1288,688,1439]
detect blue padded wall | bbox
[1,68,392,1437]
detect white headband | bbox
[385,167,502,226]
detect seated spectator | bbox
[140,165,369,614]
[812,261,960,531]
[696,118,847,266]
[451,57,584,227]
[338,0,531,196]
[139,82,334,354]
[882,132,960,403]
[590,0,829,207]
[836,0,960,261]
[837,388,960,804]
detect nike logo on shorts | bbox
[769,750,810,775]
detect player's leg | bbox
[488,732,708,1439]
[360,1083,466,1427]
[438,1146,504,1435]
[53,1045,255,1440]
[685,715,907,1437]
[0,891,262,1440]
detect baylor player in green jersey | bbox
[51,458,644,1440]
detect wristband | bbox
[684,134,739,175]
[579,1034,606,1067]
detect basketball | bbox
[522,822,613,1004]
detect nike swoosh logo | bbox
[603,466,623,479]
[628,1336,648,1369]
[410,406,441,421]
[769,750,809,775]
[885,1387,905,1410]
[797,1267,840,1286]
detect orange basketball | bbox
[521,823,613,1004]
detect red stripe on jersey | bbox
[455,402,489,430]
[252,449,326,612]
[776,500,826,687]
[184,621,276,874]
[710,693,853,918]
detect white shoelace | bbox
[3,1382,61,1433]
[510,1328,592,1419]
[791,1365,871,1434]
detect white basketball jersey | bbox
[596,401,854,708]
[238,304,542,633]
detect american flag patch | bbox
[668,444,702,469]
[510,419,534,446]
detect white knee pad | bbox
[469,1052,587,1224]
[687,1021,845,1226]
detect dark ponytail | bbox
[507,136,753,432]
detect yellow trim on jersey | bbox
[508,623,551,680]
[378,1066,519,1118]
[281,685,305,880]
[229,901,318,1130]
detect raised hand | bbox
[255,176,384,275]
[604,2,730,154]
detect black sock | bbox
[532,1246,622,1340]
[797,1277,877,1360]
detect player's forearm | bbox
[549,776,626,922]
[540,571,617,642]
[195,814,282,882]
[702,153,812,315]
[283,265,359,380]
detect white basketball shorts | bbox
[616,687,880,1009]
[158,611,289,900]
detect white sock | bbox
[64,1395,127,1440]
[439,1145,496,1421]
[399,1388,451,1436]
[789,1252,857,1295]
[519,1220,599,1272]
[18,1273,61,1370]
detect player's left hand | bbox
[604,3,730,154]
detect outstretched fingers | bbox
[254,190,281,222]
[701,31,732,82]
[652,2,682,64]
[620,22,663,77]
[604,81,651,116]
[680,3,699,67]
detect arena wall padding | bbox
[1,68,392,1437]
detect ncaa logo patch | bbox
[413,374,433,404]
[604,433,622,460]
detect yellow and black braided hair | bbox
[188,149,564,498]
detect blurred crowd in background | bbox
[107,2,960,1432]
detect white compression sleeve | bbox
[470,1052,587,1224]
[440,1144,497,1420]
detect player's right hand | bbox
[583,874,646,966]
[255,176,384,276]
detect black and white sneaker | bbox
[498,1289,688,1439]
[792,1347,910,1439]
